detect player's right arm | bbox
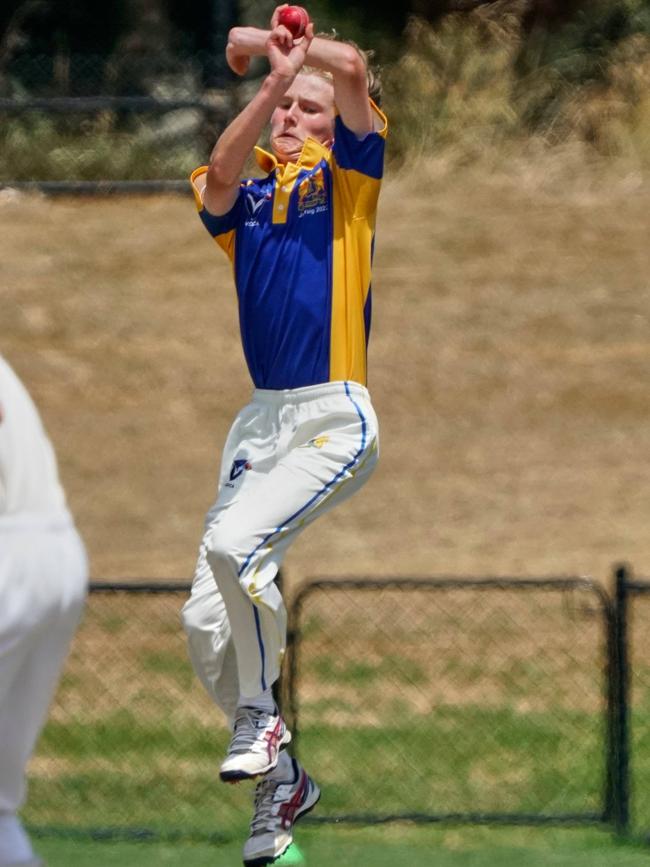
[201,24,314,216]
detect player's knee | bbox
[204,523,244,576]
[180,594,205,635]
[181,589,232,650]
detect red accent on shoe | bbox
[278,771,308,830]
[264,718,285,763]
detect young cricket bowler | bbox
[181,5,387,863]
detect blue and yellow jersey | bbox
[191,102,387,390]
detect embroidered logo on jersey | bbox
[297,169,327,216]
[244,187,272,226]
[301,435,329,449]
[229,458,252,481]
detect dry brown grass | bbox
[2,147,649,591]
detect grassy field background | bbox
[18,577,650,863]
[2,147,649,588]
[23,584,608,830]
[3,146,650,863]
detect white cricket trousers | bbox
[182,381,378,723]
[0,511,87,814]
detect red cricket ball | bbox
[277,5,310,39]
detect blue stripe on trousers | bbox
[244,382,368,693]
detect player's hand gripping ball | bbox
[278,5,310,39]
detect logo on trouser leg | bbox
[300,435,329,449]
[226,458,252,487]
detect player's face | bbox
[270,73,335,164]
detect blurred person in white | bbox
[0,354,87,867]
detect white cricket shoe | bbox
[242,758,320,866]
[220,707,292,782]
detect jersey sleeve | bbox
[331,101,388,220]
[189,166,243,262]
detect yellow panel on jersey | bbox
[330,169,382,384]
[329,105,387,384]
[190,166,237,260]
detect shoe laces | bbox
[230,707,274,755]
[250,777,282,835]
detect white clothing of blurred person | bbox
[0,355,87,867]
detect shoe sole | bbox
[220,731,292,783]
[243,782,321,867]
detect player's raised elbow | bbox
[336,46,368,85]
[227,26,244,46]
[203,155,240,215]
[207,153,239,190]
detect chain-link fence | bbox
[24,574,635,845]
[0,1,278,190]
[0,54,235,189]
[24,583,250,842]
[284,578,611,826]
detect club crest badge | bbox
[297,169,327,215]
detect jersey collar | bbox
[254,136,332,179]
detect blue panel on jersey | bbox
[233,170,333,389]
[332,116,385,179]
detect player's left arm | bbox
[300,36,374,137]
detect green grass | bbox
[30,825,650,867]
[0,114,205,182]
[25,705,605,832]
[307,655,428,687]
[22,590,650,850]
[297,710,603,817]
[28,715,245,832]
[141,651,195,688]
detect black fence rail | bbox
[22,567,649,844]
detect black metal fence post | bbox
[604,592,616,826]
[609,564,632,835]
